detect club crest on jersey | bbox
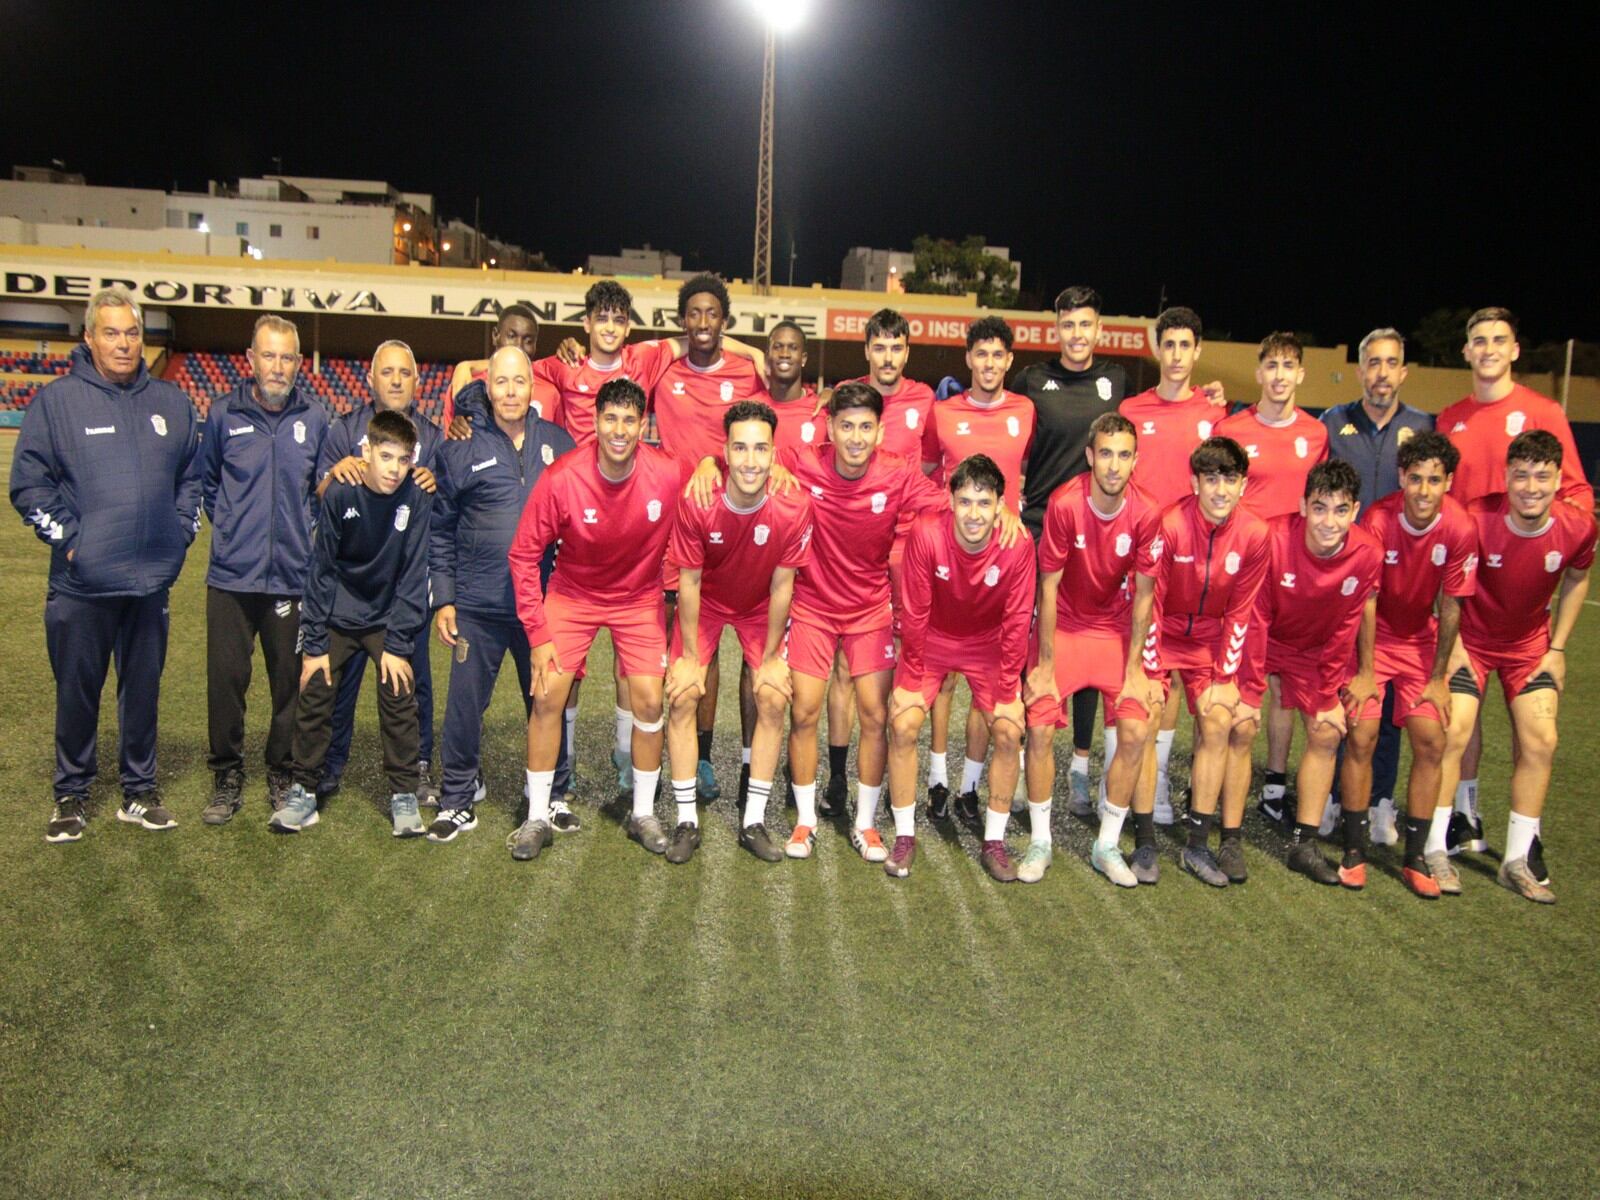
[1198,421,1213,439]
[1431,543,1447,567]
[1006,416,1020,438]
[1280,572,1296,588]
[1225,551,1241,575]
[394,504,410,531]
[800,421,816,443]
[936,564,951,581]
[293,420,306,445]
[719,381,734,402]
[1507,411,1527,436]
[150,413,168,437]
[1545,550,1563,573]
[1096,377,1112,401]
[542,444,555,465]
[906,408,919,429]
[1340,575,1359,596]
[956,421,972,437]
[754,523,771,546]
[583,508,598,524]
[1385,549,1400,565]
[983,565,1000,587]
[647,499,662,523]
[1294,437,1308,458]
[1074,533,1087,550]
[1464,553,1479,573]
[1142,421,1156,435]
[870,492,887,514]
[1397,426,1415,445]
[1116,532,1133,557]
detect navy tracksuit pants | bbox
[44,589,169,798]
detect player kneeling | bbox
[1436,431,1593,903]
[1023,413,1163,886]
[663,402,813,864]
[886,456,1035,881]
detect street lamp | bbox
[748,0,808,291]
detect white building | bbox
[586,245,687,278]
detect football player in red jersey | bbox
[1436,431,1594,902]
[1235,461,1383,887]
[886,455,1035,881]
[1436,308,1589,844]
[1023,413,1162,886]
[663,401,813,864]
[1343,433,1477,898]
[1133,437,1272,886]
[506,379,684,863]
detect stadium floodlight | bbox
[749,0,808,32]
[748,0,807,290]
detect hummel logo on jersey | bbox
[1115,532,1132,557]
[150,414,168,437]
[956,421,972,437]
[1174,554,1194,563]
[1096,377,1112,401]
[1385,549,1400,565]
[672,382,686,395]
[471,457,498,473]
[1042,379,1061,391]
[84,425,115,435]
[983,565,1000,587]
[936,564,951,581]
[1074,533,1087,550]
[394,504,411,532]
[342,507,359,520]
[1142,421,1156,435]
[810,485,824,499]
[1545,550,1564,573]
[578,383,589,392]
[1486,553,1502,568]
[1245,444,1260,458]
[1280,572,1296,588]
[1507,411,1527,436]
[228,424,253,437]
[709,531,723,544]
[1431,543,1447,567]
[1452,421,1468,433]
[583,508,598,524]
[1341,575,1359,596]
[646,499,662,523]
[1225,551,1241,575]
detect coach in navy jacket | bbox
[9,289,201,841]
[198,315,329,823]
[429,347,576,829]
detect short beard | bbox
[256,381,292,409]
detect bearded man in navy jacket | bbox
[10,289,202,843]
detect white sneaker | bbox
[1317,794,1340,838]
[1370,798,1399,846]
[1153,773,1175,826]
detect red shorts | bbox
[1359,636,1444,726]
[1027,628,1152,728]
[888,539,906,639]
[670,601,774,671]
[544,589,667,678]
[787,614,895,681]
[1151,631,1232,714]
[1241,640,1344,715]
[1461,634,1552,707]
[895,632,1016,712]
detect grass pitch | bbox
[1,437,1597,1198]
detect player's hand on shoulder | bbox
[995,504,1023,548]
[331,455,366,485]
[686,457,723,507]
[1201,380,1228,407]
[446,415,473,441]
[767,462,797,496]
[411,466,437,494]
[555,337,584,367]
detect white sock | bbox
[525,768,554,823]
[1028,800,1052,845]
[744,779,772,827]
[1097,800,1129,848]
[1155,729,1174,780]
[793,782,817,828]
[672,778,697,827]
[892,803,915,837]
[855,783,881,830]
[564,706,578,755]
[1425,805,1451,855]
[960,757,984,793]
[1506,810,1538,863]
[983,807,1009,842]
[927,752,948,789]
[741,745,752,766]
[632,768,659,819]
[1101,727,1118,773]
[1454,779,1479,822]
[1070,751,1090,777]
[614,706,633,757]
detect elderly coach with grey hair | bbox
[10,288,202,843]
[199,314,329,825]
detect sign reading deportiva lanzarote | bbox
[0,251,1150,355]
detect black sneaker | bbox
[118,792,177,831]
[266,771,292,812]
[427,807,478,843]
[1287,840,1340,885]
[1446,811,1486,856]
[203,769,245,825]
[739,823,783,862]
[955,789,981,824]
[549,797,582,834]
[1217,837,1248,884]
[665,821,702,864]
[315,771,342,802]
[818,773,848,819]
[1527,835,1550,886]
[927,783,951,822]
[46,796,87,844]
[1181,845,1228,887]
[1130,843,1160,884]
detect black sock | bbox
[1403,815,1429,862]
[1342,808,1370,860]
[1220,824,1242,844]
[1264,769,1286,789]
[829,744,848,778]
[1292,821,1319,846]
[1134,811,1157,848]
[1186,810,1215,850]
[697,730,713,762]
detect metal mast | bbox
[752,26,775,291]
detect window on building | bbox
[187,212,204,229]
[307,226,320,240]
[269,224,282,238]
[235,222,249,236]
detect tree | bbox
[1410,307,1474,366]
[902,235,1019,308]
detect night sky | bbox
[2,1,1590,350]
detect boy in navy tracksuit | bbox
[315,341,442,801]
[272,409,432,836]
[9,290,202,842]
[199,316,328,823]
[425,347,576,843]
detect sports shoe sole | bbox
[116,807,176,831]
[268,810,320,834]
[45,824,85,844]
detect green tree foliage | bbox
[903,235,1019,308]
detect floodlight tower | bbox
[750,1,806,292]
